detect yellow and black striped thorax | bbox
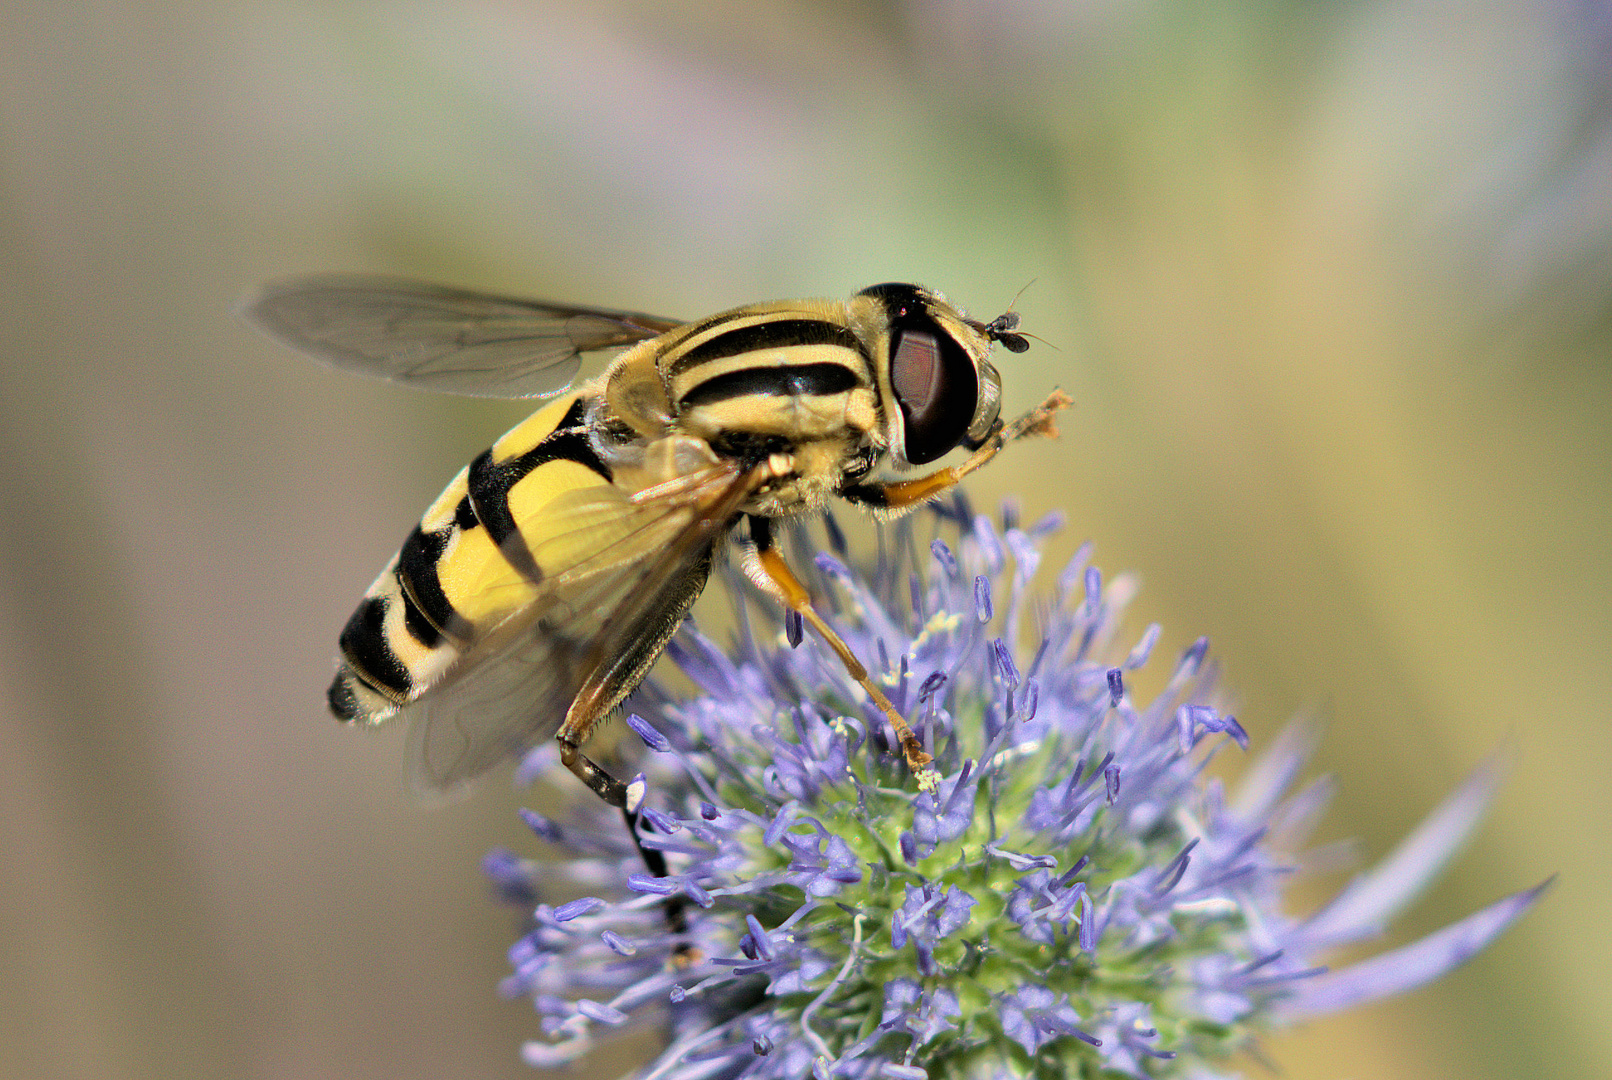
[329,390,615,721]
[613,298,881,466]
[663,300,873,404]
[620,286,1010,470]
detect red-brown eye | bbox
[890,323,978,465]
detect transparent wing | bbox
[240,275,682,398]
[401,461,761,800]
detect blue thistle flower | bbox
[487,502,1547,1078]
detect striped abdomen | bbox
[328,391,614,723]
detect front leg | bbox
[843,389,1071,514]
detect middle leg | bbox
[742,515,939,791]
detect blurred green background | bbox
[2,1,1605,1077]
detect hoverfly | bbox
[244,277,1068,816]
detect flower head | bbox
[489,501,1547,1078]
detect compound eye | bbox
[890,324,978,465]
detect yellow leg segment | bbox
[756,546,938,791]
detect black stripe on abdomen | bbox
[398,524,458,642]
[468,397,612,583]
[467,449,543,582]
[680,361,862,408]
[338,595,412,698]
[668,318,867,376]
